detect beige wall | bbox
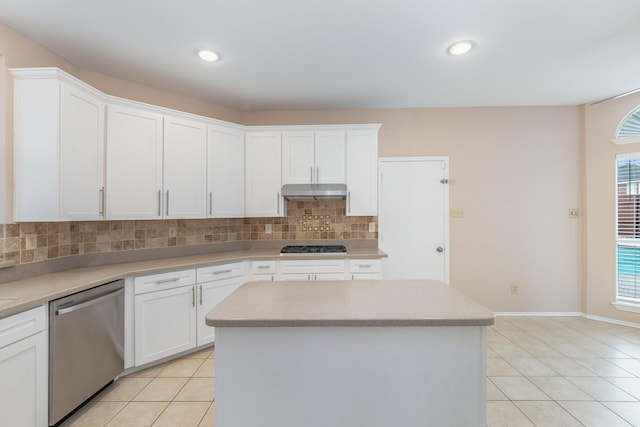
[245,108,584,313]
[7,21,636,319]
[585,92,640,323]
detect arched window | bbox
[612,106,640,144]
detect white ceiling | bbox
[1,0,640,111]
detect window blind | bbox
[616,157,640,302]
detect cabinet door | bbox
[207,125,245,218]
[163,116,207,219]
[13,77,60,221]
[59,83,105,220]
[107,105,163,219]
[197,276,244,345]
[315,131,346,184]
[0,331,48,427]
[282,131,315,184]
[245,132,283,217]
[346,129,378,216]
[134,286,196,366]
[12,74,105,222]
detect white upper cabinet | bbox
[282,130,345,184]
[315,131,347,184]
[12,68,380,222]
[346,128,379,216]
[207,125,245,218]
[163,116,207,219]
[245,132,283,217]
[107,107,207,220]
[106,104,164,219]
[12,68,105,221]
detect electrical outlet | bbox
[168,227,176,238]
[368,222,376,232]
[510,284,519,295]
[26,233,37,250]
[569,208,580,218]
[450,207,464,218]
[265,224,272,234]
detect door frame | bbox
[378,156,450,283]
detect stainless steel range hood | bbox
[281,183,347,201]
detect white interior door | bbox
[379,157,449,282]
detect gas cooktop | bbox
[280,245,347,255]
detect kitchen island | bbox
[206,279,494,427]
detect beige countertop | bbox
[206,280,495,327]
[0,246,386,319]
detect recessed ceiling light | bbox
[447,40,474,56]
[198,49,220,62]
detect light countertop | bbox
[0,245,386,319]
[206,279,495,327]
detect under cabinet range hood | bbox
[281,183,347,201]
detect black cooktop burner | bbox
[280,245,347,255]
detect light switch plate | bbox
[265,224,272,234]
[368,222,376,232]
[450,208,464,218]
[26,233,37,250]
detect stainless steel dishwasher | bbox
[49,279,124,426]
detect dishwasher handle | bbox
[55,288,124,316]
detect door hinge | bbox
[440,178,449,184]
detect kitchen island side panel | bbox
[214,325,487,427]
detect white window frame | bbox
[615,153,640,309]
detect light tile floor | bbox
[61,316,640,426]
[61,347,215,427]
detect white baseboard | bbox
[494,312,583,317]
[494,311,640,329]
[583,313,640,329]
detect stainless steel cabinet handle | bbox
[209,192,213,216]
[192,286,196,307]
[277,193,280,215]
[157,190,161,216]
[357,264,372,268]
[310,166,313,184]
[199,285,203,305]
[154,276,189,284]
[99,187,105,217]
[166,190,170,216]
[55,288,124,316]
[316,167,319,184]
[212,269,233,275]
[257,265,270,269]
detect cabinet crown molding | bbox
[10,67,381,132]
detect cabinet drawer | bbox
[134,269,196,295]
[251,260,277,275]
[348,259,381,274]
[197,262,245,283]
[280,259,346,274]
[0,306,46,349]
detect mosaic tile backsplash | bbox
[0,200,377,265]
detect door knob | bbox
[436,247,444,253]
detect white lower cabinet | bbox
[279,259,346,281]
[247,260,277,282]
[133,263,245,366]
[0,306,48,427]
[196,262,246,345]
[348,259,382,280]
[134,283,197,366]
